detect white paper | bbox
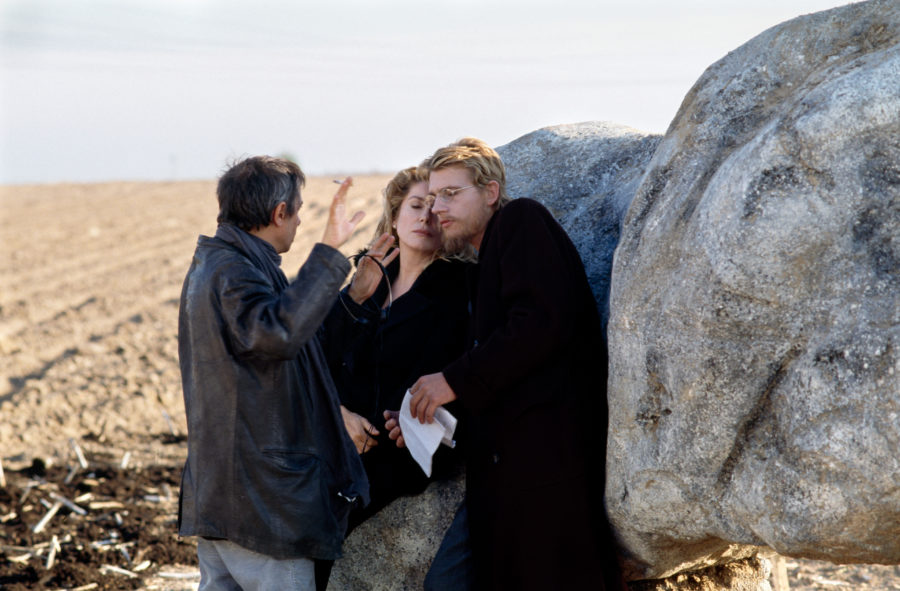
[399,390,457,477]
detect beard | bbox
[441,233,472,255]
[439,205,493,255]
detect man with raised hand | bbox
[178,156,369,591]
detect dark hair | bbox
[216,156,306,231]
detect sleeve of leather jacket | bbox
[220,243,352,360]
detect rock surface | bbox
[606,0,900,579]
[497,121,661,329]
[330,471,465,591]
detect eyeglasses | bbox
[430,185,475,205]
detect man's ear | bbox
[484,180,500,208]
[271,201,288,227]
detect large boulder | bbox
[607,0,900,580]
[497,121,662,328]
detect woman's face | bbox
[394,181,442,257]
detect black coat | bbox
[320,257,472,526]
[442,199,623,591]
[178,227,368,561]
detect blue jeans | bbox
[197,537,316,591]
[424,501,475,591]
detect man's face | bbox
[429,166,494,252]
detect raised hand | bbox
[347,232,399,304]
[321,177,366,249]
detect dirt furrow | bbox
[1,283,183,398]
[0,233,197,317]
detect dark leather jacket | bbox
[177,226,368,561]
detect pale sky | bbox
[0,0,852,185]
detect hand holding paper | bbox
[399,390,457,477]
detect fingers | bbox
[341,405,381,454]
[387,425,406,448]
[409,383,423,420]
[329,178,352,215]
[348,236,395,302]
[321,177,365,249]
[360,417,380,438]
[424,399,438,424]
[349,210,365,227]
[408,379,434,424]
[408,374,456,424]
[368,232,395,254]
[417,398,438,424]
[359,417,378,454]
[382,248,400,267]
[333,177,353,199]
[383,410,406,448]
[363,233,396,267]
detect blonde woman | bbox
[320,165,473,531]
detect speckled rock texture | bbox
[497,121,662,329]
[329,471,465,590]
[606,0,900,579]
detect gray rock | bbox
[497,121,662,329]
[607,0,900,579]
[329,471,465,591]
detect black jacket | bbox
[178,225,368,561]
[320,257,471,524]
[442,199,623,590]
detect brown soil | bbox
[0,460,193,590]
[1,179,897,590]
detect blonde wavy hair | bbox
[426,137,511,210]
[374,165,429,242]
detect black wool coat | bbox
[319,257,472,527]
[442,199,624,591]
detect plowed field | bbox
[0,177,388,469]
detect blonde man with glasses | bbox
[396,138,625,590]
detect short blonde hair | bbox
[427,137,511,209]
